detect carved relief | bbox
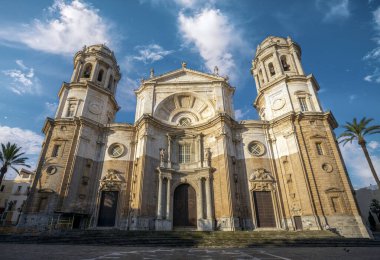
[249,168,275,191]
[99,169,124,191]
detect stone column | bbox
[292,51,304,75]
[167,135,172,168]
[274,50,284,74]
[260,61,269,82]
[90,62,100,82]
[157,175,163,219]
[71,61,82,83]
[197,178,204,219]
[166,178,171,219]
[197,135,202,167]
[104,68,112,89]
[205,177,213,219]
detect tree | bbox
[338,117,380,189]
[0,142,30,186]
[370,199,380,222]
[368,211,377,231]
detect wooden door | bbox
[97,191,118,227]
[173,184,197,227]
[253,191,276,228]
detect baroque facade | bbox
[20,36,370,237]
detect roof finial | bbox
[214,66,219,75]
[181,61,187,69]
[150,68,154,78]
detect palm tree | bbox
[0,142,30,186]
[339,117,380,189]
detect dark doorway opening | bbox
[253,191,276,228]
[97,191,119,227]
[294,216,303,230]
[173,184,197,227]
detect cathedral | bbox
[20,36,369,238]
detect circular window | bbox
[179,117,191,127]
[46,166,57,175]
[108,143,125,158]
[322,163,333,173]
[248,141,266,156]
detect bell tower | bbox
[251,36,323,121]
[55,44,121,124]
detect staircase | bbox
[0,230,379,247]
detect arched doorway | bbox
[173,184,197,227]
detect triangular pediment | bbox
[144,68,226,84]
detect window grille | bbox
[298,97,308,112]
[179,144,191,163]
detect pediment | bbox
[145,68,225,84]
[325,187,344,193]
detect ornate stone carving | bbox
[249,168,275,191]
[99,169,123,191]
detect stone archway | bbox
[173,184,197,227]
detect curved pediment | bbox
[153,93,216,126]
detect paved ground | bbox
[1,244,380,260]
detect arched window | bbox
[281,56,290,71]
[97,69,104,82]
[83,64,92,78]
[268,62,275,76]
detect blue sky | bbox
[0,0,379,188]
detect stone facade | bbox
[19,37,370,238]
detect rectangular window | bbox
[298,97,308,112]
[331,197,342,213]
[316,142,324,155]
[0,185,5,192]
[179,144,191,163]
[67,103,76,117]
[17,186,22,192]
[51,144,61,157]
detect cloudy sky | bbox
[0,0,379,188]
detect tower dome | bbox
[251,36,304,91]
[70,44,121,94]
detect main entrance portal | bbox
[97,191,118,227]
[173,184,197,227]
[253,191,276,228]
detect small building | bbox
[0,169,35,225]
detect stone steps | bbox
[0,230,378,247]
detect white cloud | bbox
[235,109,250,120]
[363,7,380,83]
[368,141,380,150]
[316,0,350,22]
[133,44,174,64]
[0,0,115,55]
[0,125,44,178]
[340,142,380,188]
[116,75,139,113]
[178,8,241,79]
[2,60,42,95]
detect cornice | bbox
[58,81,120,111]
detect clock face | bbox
[108,143,125,158]
[89,102,102,115]
[272,98,285,111]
